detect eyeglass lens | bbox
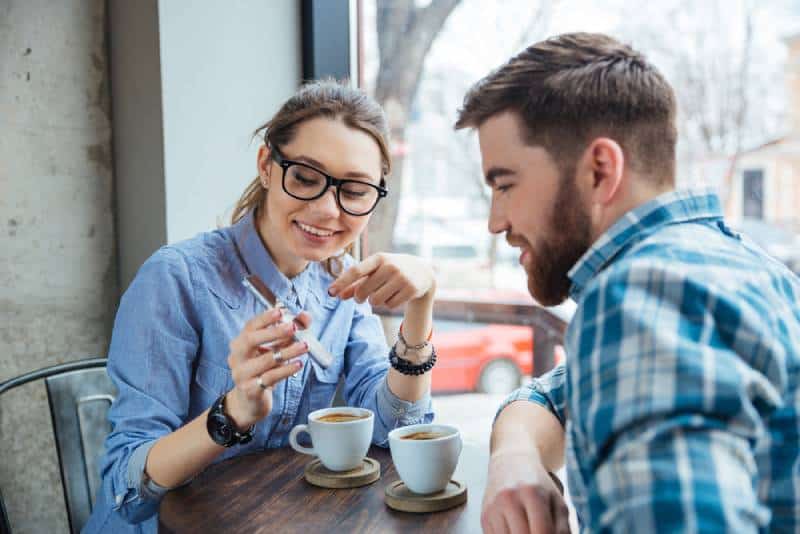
[283,164,380,215]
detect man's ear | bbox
[583,138,624,206]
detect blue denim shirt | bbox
[83,210,433,533]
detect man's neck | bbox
[591,178,673,242]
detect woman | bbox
[84,80,436,532]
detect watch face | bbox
[208,412,233,446]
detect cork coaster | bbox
[384,480,467,513]
[304,457,381,489]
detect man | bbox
[455,33,800,533]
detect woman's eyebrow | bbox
[293,154,378,182]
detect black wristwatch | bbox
[206,393,255,447]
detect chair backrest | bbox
[46,366,116,533]
[0,358,115,534]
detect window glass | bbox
[361,0,800,451]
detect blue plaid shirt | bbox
[501,189,800,533]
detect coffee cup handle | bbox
[289,424,316,456]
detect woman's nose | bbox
[309,187,340,216]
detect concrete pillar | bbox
[0,0,117,532]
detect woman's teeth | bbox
[297,222,334,237]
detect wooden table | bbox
[159,443,488,533]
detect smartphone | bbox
[242,274,334,369]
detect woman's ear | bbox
[257,145,272,189]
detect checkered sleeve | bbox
[495,364,567,426]
[573,260,780,533]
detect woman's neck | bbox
[255,211,309,279]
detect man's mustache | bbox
[505,234,530,249]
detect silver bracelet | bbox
[396,327,431,358]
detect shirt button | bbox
[115,494,123,505]
[282,417,290,425]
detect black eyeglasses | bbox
[269,145,388,216]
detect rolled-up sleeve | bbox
[340,301,433,446]
[496,364,567,426]
[99,247,199,524]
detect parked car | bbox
[430,324,534,394]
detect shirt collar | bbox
[231,209,318,310]
[567,187,723,301]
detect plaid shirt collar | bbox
[567,187,723,301]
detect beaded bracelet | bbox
[389,344,437,376]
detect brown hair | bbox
[455,32,677,185]
[232,79,391,275]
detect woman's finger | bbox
[384,286,416,309]
[234,340,308,386]
[366,275,405,308]
[293,311,313,330]
[336,277,367,301]
[244,308,283,332]
[245,322,296,352]
[329,254,382,296]
[354,263,399,303]
[228,321,295,367]
[255,359,305,394]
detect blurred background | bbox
[360,0,800,440]
[2,1,799,532]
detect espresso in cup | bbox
[401,431,446,440]
[289,407,374,471]
[316,413,370,423]
[389,424,462,494]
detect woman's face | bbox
[257,117,384,276]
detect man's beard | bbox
[524,175,592,306]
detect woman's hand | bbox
[225,308,311,430]
[328,253,436,309]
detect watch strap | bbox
[207,394,255,447]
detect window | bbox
[742,169,765,219]
[359,0,800,456]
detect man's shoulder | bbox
[576,218,800,322]
[598,221,773,287]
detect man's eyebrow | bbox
[484,167,516,186]
[293,155,377,182]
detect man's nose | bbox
[487,200,507,235]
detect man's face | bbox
[478,112,592,305]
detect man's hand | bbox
[482,450,570,533]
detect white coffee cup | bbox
[289,407,374,471]
[388,423,462,494]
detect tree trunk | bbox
[366,0,462,253]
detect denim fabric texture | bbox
[83,210,433,532]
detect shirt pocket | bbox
[207,281,242,310]
[307,295,348,409]
[316,296,349,357]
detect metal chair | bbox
[0,358,115,534]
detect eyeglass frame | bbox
[268,143,388,216]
